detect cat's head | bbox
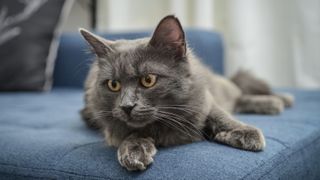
[80,15,194,128]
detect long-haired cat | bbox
[79,15,293,171]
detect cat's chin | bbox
[126,118,154,128]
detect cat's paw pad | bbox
[215,127,265,151]
[117,138,156,171]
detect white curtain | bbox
[292,0,320,88]
[223,0,320,88]
[96,0,320,88]
[96,0,214,32]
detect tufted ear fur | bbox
[149,15,186,58]
[79,28,114,58]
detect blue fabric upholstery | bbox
[0,89,320,179]
[1,30,320,179]
[53,29,224,88]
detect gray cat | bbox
[79,15,294,171]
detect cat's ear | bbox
[149,15,186,58]
[79,28,114,57]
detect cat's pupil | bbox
[145,76,151,83]
[111,80,117,87]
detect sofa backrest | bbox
[53,29,224,88]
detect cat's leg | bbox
[235,95,286,115]
[206,105,265,151]
[117,134,157,171]
[230,70,294,108]
[273,93,295,108]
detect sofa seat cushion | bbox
[0,89,319,179]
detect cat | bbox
[79,15,294,171]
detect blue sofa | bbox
[1,29,320,179]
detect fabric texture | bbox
[53,29,224,88]
[0,30,319,179]
[0,0,73,91]
[0,89,319,179]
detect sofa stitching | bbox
[0,137,319,180]
[0,162,120,180]
[0,141,125,180]
[265,136,289,148]
[240,130,320,179]
[239,138,289,180]
[52,141,104,167]
[257,133,320,180]
[1,130,319,179]
[0,171,54,180]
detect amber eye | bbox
[107,80,121,92]
[141,74,157,88]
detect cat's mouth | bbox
[113,107,156,128]
[127,118,150,128]
[126,116,154,128]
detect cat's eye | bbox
[107,80,121,92]
[141,74,157,88]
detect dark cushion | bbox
[0,89,319,179]
[53,29,224,88]
[0,0,72,91]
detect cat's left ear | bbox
[149,15,186,58]
[79,28,114,58]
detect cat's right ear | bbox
[149,15,186,58]
[79,28,114,57]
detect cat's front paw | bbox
[214,127,265,151]
[117,137,157,171]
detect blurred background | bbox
[65,0,320,89]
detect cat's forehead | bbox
[101,53,171,80]
[99,37,177,80]
[112,54,169,79]
[111,38,149,52]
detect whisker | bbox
[153,114,195,139]
[158,110,208,138]
[158,105,207,116]
[157,111,204,138]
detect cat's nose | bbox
[121,104,135,115]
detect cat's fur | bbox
[79,15,293,171]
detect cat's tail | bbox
[230,70,272,95]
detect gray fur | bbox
[231,70,294,112]
[235,95,284,115]
[79,15,293,171]
[231,70,272,95]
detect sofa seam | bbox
[257,133,320,179]
[0,171,54,180]
[52,141,104,167]
[0,139,125,180]
[265,136,289,148]
[0,162,122,180]
[0,163,108,179]
[240,130,320,179]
